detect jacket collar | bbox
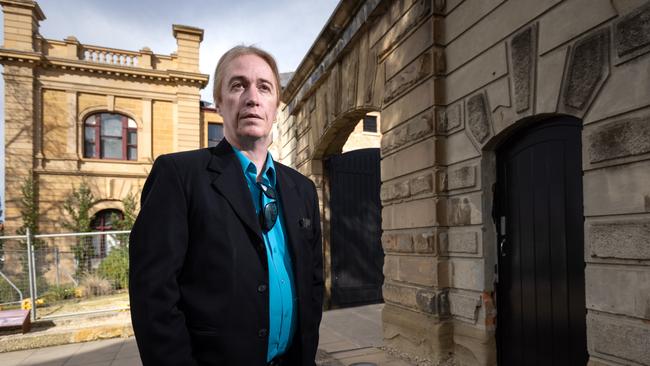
[207,139,263,240]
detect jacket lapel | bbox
[207,140,263,241]
[276,165,304,270]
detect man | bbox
[129,45,324,366]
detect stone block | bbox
[560,28,610,116]
[382,108,434,156]
[536,46,568,115]
[382,303,454,362]
[409,173,434,195]
[448,292,481,321]
[440,230,479,255]
[383,198,438,230]
[465,92,493,146]
[453,320,497,366]
[443,0,506,44]
[382,7,433,75]
[587,312,650,365]
[384,255,399,280]
[587,115,650,163]
[416,289,440,314]
[384,51,433,105]
[382,232,415,253]
[380,138,437,181]
[584,160,650,216]
[449,258,485,291]
[436,101,463,134]
[413,231,437,254]
[585,265,650,319]
[383,282,419,309]
[445,0,561,72]
[340,46,359,113]
[614,1,650,63]
[446,165,477,191]
[584,51,650,124]
[398,255,440,287]
[510,24,537,113]
[445,42,508,104]
[444,193,483,226]
[588,218,650,260]
[442,129,481,165]
[538,0,615,55]
[382,78,435,134]
[394,180,411,199]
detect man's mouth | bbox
[241,113,262,120]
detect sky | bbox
[0,0,341,221]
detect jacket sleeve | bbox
[305,180,324,365]
[129,155,198,366]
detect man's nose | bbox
[244,87,260,107]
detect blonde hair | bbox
[212,45,281,107]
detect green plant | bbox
[41,284,76,302]
[98,246,129,290]
[16,173,40,240]
[110,192,138,246]
[79,273,113,297]
[62,182,95,276]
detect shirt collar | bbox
[232,146,276,187]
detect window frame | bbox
[84,112,138,161]
[207,122,224,147]
[362,115,378,134]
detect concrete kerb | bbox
[0,312,133,353]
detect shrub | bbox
[98,246,129,290]
[79,274,112,297]
[41,285,76,302]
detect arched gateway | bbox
[277,1,650,365]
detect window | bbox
[208,123,224,147]
[84,113,137,160]
[363,115,378,133]
[91,209,123,259]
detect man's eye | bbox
[259,84,272,93]
[231,83,243,90]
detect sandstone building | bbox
[0,0,213,235]
[277,0,650,365]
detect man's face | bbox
[217,54,278,148]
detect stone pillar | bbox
[376,1,454,362]
[175,85,201,151]
[1,0,43,234]
[172,24,203,73]
[3,65,37,234]
[0,0,44,52]
[141,99,153,162]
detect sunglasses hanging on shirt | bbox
[257,182,278,232]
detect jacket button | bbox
[258,328,268,338]
[257,284,267,293]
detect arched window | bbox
[91,209,123,258]
[84,113,137,160]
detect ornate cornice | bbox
[0,48,209,87]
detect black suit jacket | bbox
[129,139,324,365]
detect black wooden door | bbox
[495,118,588,365]
[328,148,383,307]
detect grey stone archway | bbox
[278,1,650,365]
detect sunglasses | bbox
[257,182,278,232]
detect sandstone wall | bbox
[278,0,650,364]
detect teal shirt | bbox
[232,147,297,361]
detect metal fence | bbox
[0,229,130,321]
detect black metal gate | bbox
[495,117,588,365]
[328,148,383,307]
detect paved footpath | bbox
[0,304,414,366]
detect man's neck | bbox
[228,137,269,181]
